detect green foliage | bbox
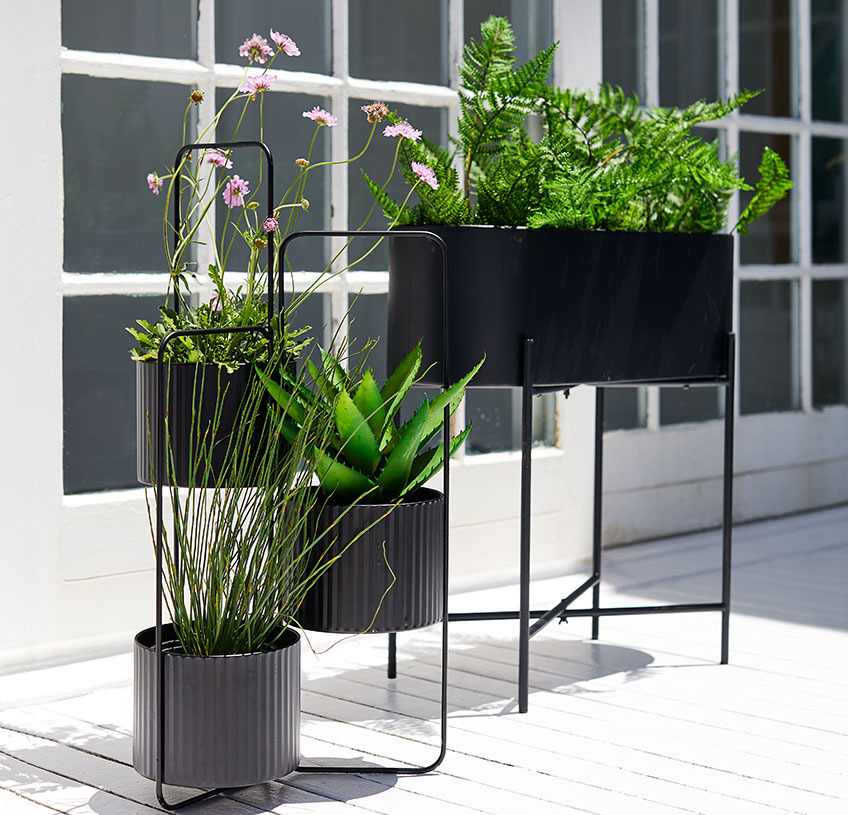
[367,15,791,235]
[260,344,483,503]
[152,346,370,655]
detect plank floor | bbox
[1,504,846,814]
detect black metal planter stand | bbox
[279,229,451,776]
[443,332,737,714]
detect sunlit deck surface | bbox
[1,504,846,814]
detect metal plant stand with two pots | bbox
[133,139,451,808]
[387,224,737,714]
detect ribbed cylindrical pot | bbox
[136,362,254,487]
[133,624,300,788]
[299,488,444,633]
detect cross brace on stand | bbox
[387,333,736,714]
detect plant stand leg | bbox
[518,338,534,714]
[721,333,736,663]
[591,388,604,640]
[387,632,397,679]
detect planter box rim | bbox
[135,623,299,659]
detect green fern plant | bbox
[366,15,792,235]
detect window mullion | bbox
[641,0,660,106]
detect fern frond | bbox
[734,147,792,235]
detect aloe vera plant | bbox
[260,344,483,502]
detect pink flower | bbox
[239,73,277,99]
[223,175,250,208]
[270,29,300,56]
[239,33,274,64]
[204,149,233,169]
[383,121,422,141]
[262,217,279,233]
[210,292,223,311]
[412,162,438,190]
[302,106,337,127]
[361,101,389,123]
[146,172,163,195]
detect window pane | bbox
[813,279,848,407]
[285,291,328,373]
[740,280,800,414]
[464,1,554,68]
[660,386,721,425]
[215,90,331,274]
[347,293,388,384]
[603,0,641,98]
[350,0,446,85]
[348,102,446,269]
[739,132,794,264]
[659,0,718,108]
[812,0,847,122]
[812,137,848,263]
[466,391,554,454]
[64,295,162,493]
[602,388,646,431]
[739,0,791,117]
[63,77,194,274]
[215,1,331,75]
[61,0,196,59]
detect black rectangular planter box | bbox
[388,225,733,388]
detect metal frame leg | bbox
[591,388,605,640]
[720,333,736,664]
[518,339,534,714]
[387,633,397,679]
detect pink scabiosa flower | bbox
[270,29,300,56]
[302,106,338,127]
[239,33,274,64]
[262,217,279,233]
[146,172,164,195]
[412,161,438,190]
[361,101,389,123]
[239,73,277,99]
[383,121,422,141]
[204,149,233,169]
[223,175,250,208]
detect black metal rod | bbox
[387,633,397,679]
[518,338,534,714]
[559,602,725,618]
[592,387,605,640]
[450,609,554,622]
[528,574,599,638]
[721,333,736,664]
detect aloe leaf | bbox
[255,366,308,425]
[314,447,378,502]
[400,424,471,497]
[335,390,381,475]
[308,358,341,405]
[320,346,348,393]
[379,345,422,448]
[376,397,429,501]
[421,355,485,442]
[353,370,387,439]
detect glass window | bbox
[61,0,197,60]
[813,279,848,408]
[603,387,647,432]
[348,102,446,268]
[602,0,641,98]
[740,280,800,414]
[812,137,847,263]
[812,0,847,123]
[349,0,447,85]
[63,76,195,274]
[739,132,794,264]
[215,90,331,274]
[465,1,555,67]
[466,391,554,454]
[64,295,163,493]
[660,386,721,425]
[215,1,332,75]
[347,293,388,384]
[739,0,792,117]
[659,0,718,108]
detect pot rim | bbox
[134,622,299,659]
[315,486,444,511]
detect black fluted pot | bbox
[133,624,300,789]
[388,225,733,387]
[136,361,256,487]
[299,488,444,634]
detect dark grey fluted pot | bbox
[133,624,300,788]
[299,488,444,634]
[136,361,255,487]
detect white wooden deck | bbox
[1,504,846,814]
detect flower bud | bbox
[246,201,260,210]
[190,89,204,104]
[301,198,310,211]
[295,158,310,167]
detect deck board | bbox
[1,504,846,814]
